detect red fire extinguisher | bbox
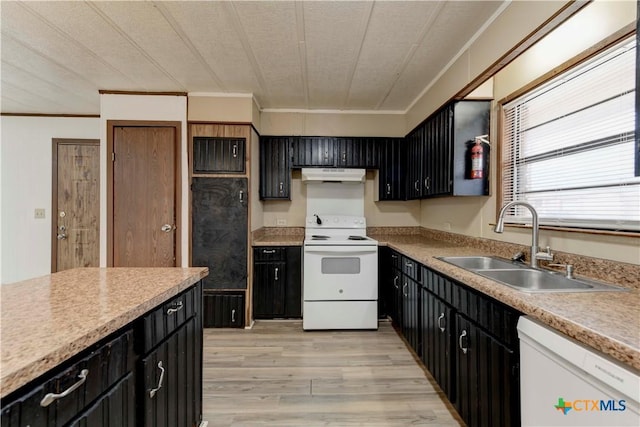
[470,135,488,179]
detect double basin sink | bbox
[437,256,626,293]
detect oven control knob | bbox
[339,289,343,293]
[334,218,339,223]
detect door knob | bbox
[57,233,67,240]
[161,224,175,232]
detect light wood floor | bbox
[202,320,464,426]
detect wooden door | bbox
[52,139,100,272]
[112,126,177,267]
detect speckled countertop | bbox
[0,267,208,398]
[369,233,640,372]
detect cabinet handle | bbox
[414,180,419,191]
[166,301,183,315]
[239,190,244,203]
[274,267,279,281]
[424,177,430,190]
[459,330,468,354]
[393,275,399,289]
[148,361,165,398]
[231,309,236,323]
[403,283,408,297]
[262,249,276,254]
[232,144,238,158]
[342,152,346,162]
[386,183,391,194]
[40,369,89,407]
[324,151,329,161]
[391,254,397,260]
[437,313,445,332]
[405,261,413,268]
[279,182,284,193]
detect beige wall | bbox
[262,170,421,227]
[420,0,639,264]
[260,111,405,137]
[188,93,254,122]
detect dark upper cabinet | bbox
[291,137,335,167]
[260,136,291,200]
[336,137,379,168]
[193,137,245,174]
[377,138,405,200]
[191,178,248,290]
[253,246,302,319]
[406,100,490,199]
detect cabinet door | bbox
[378,138,404,200]
[335,137,379,168]
[193,137,245,174]
[192,178,248,289]
[455,314,519,427]
[401,276,421,355]
[141,317,200,427]
[253,262,286,319]
[421,289,453,399]
[451,101,490,196]
[405,129,424,199]
[431,106,453,196]
[68,373,135,427]
[291,137,335,167]
[259,137,290,200]
[203,292,245,328]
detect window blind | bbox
[501,36,639,232]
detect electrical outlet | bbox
[276,219,287,226]
[34,208,46,219]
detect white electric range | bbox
[302,214,378,330]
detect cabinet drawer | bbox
[193,137,245,173]
[1,329,134,427]
[253,247,286,262]
[140,286,198,353]
[389,251,402,270]
[402,256,421,282]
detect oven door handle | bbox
[303,247,378,255]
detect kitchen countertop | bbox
[252,229,639,371]
[0,267,208,398]
[369,233,640,372]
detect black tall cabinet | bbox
[191,178,248,290]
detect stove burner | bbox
[311,235,330,240]
[348,235,368,240]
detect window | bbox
[500,36,638,232]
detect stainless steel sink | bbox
[437,256,626,293]
[437,256,521,270]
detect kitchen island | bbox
[0,267,208,426]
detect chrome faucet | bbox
[494,201,553,268]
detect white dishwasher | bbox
[518,317,639,426]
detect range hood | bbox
[301,168,365,183]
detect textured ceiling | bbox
[0,1,503,115]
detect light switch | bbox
[34,208,46,219]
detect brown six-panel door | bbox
[52,139,100,272]
[112,126,176,267]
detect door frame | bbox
[51,138,100,272]
[106,120,182,267]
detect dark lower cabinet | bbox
[1,282,203,427]
[203,291,245,328]
[455,314,519,427]
[252,246,302,319]
[421,289,453,398]
[401,276,421,356]
[140,318,199,427]
[192,177,248,290]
